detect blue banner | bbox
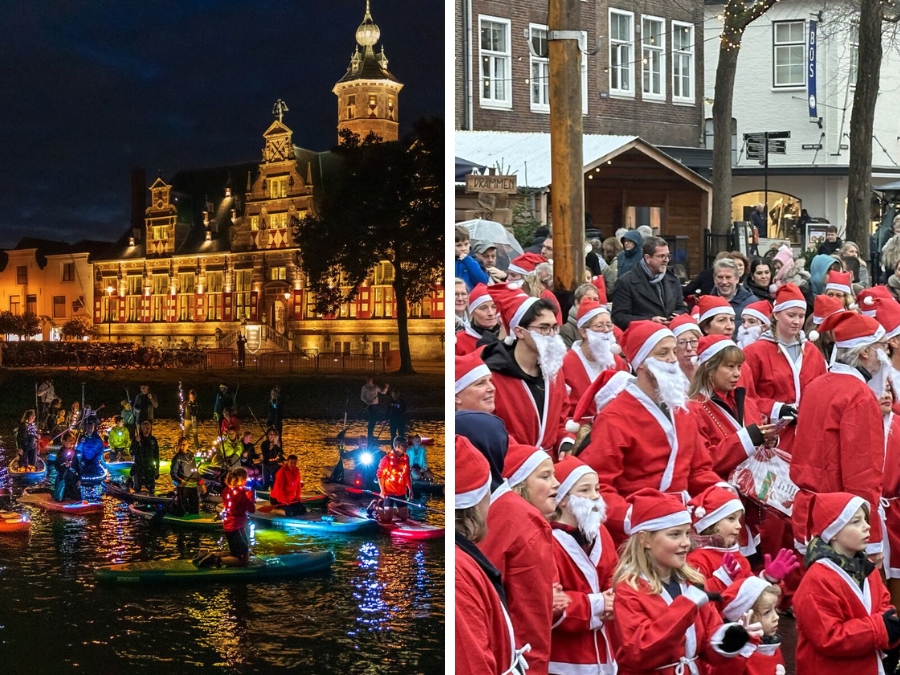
[808,21,817,119]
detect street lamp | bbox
[105,286,114,342]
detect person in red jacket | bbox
[455,283,501,355]
[375,436,413,524]
[217,467,257,567]
[269,454,304,516]
[721,577,786,675]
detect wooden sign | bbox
[465,174,517,194]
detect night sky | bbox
[0,1,444,248]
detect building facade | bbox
[704,0,900,240]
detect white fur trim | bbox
[773,299,807,313]
[593,372,635,413]
[699,305,735,324]
[565,419,581,434]
[834,324,886,350]
[825,282,852,294]
[631,327,675,370]
[821,495,867,544]
[693,498,744,533]
[503,335,515,345]
[576,305,610,330]
[555,465,597,504]
[682,584,709,607]
[864,296,876,306]
[455,364,490,394]
[507,263,529,275]
[697,339,739,365]
[587,593,606,630]
[456,472,492,509]
[508,296,539,334]
[742,308,771,326]
[468,294,491,314]
[722,576,771,621]
[672,321,701,338]
[807,330,820,342]
[885,324,900,341]
[610,343,622,355]
[624,506,691,535]
[507,449,552,488]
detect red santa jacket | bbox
[687,391,764,480]
[479,483,557,675]
[883,412,900,579]
[455,543,520,675]
[455,325,498,356]
[790,364,885,553]
[612,577,753,675]
[737,642,785,675]
[580,384,723,541]
[376,453,412,497]
[686,546,754,597]
[269,464,303,504]
[549,522,618,675]
[794,557,895,675]
[742,336,826,455]
[562,344,629,422]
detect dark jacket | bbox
[682,268,715,299]
[711,283,756,326]
[611,265,688,330]
[817,238,843,256]
[750,209,767,238]
[133,434,160,476]
[745,279,774,302]
[615,230,644,278]
[171,450,200,487]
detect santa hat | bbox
[455,435,492,509]
[623,320,675,370]
[811,294,845,326]
[576,298,611,330]
[489,283,538,337]
[455,347,490,394]
[508,252,548,276]
[874,297,900,340]
[553,456,598,505]
[808,491,869,545]
[670,313,702,339]
[691,306,700,322]
[697,296,735,324]
[722,577,773,622]
[565,370,635,433]
[467,283,493,314]
[590,276,609,304]
[825,270,853,295]
[692,335,739,367]
[772,283,806,313]
[857,286,894,316]
[503,442,552,488]
[742,300,772,327]
[688,486,744,534]
[819,311,885,352]
[624,488,691,535]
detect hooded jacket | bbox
[455,410,510,492]
[810,254,840,296]
[615,230,644,278]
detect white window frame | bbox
[671,21,695,104]
[530,23,589,114]
[609,9,635,97]
[641,15,665,100]
[581,45,589,115]
[479,16,512,109]
[848,22,859,89]
[529,24,550,113]
[772,20,806,88]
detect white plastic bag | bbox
[730,447,798,517]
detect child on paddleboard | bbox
[218,468,256,567]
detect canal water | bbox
[0,419,445,674]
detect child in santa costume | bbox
[793,492,900,675]
[721,578,786,675]
[481,284,574,458]
[455,283,501,355]
[547,456,618,675]
[611,488,761,675]
[697,295,736,337]
[455,435,529,675]
[580,320,724,541]
[685,486,799,597]
[479,441,565,675]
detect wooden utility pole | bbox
[548,0,584,302]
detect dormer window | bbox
[151,225,168,240]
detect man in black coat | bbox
[611,236,688,330]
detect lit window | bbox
[672,22,695,102]
[152,274,167,296]
[609,10,635,95]
[642,17,665,99]
[178,273,195,295]
[269,266,287,282]
[269,176,288,198]
[206,272,224,293]
[127,275,142,296]
[773,21,805,87]
[346,94,356,120]
[251,216,260,231]
[479,16,512,107]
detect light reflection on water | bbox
[0,418,444,673]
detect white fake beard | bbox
[585,330,617,370]
[530,331,567,382]
[644,357,690,411]
[868,349,893,398]
[565,494,605,545]
[736,324,762,349]
[508,280,524,290]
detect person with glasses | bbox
[454,278,469,332]
[480,284,575,459]
[670,314,703,380]
[611,236,687,331]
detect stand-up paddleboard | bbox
[102,480,173,506]
[19,488,103,514]
[204,490,328,508]
[328,502,443,540]
[94,550,335,584]
[80,465,110,487]
[127,503,222,529]
[0,510,31,534]
[102,453,134,474]
[247,504,376,534]
[9,457,47,484]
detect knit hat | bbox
[742,300,772,326]
[772,283,806,313]
[808,491,869,544]
[819,311,885,351]
[455,347,490,394]
[697,296,735,324]
[688,486,744,534]
[576,298,611,330]
[489,283,539,336]
[692,335,740,367]
[565,370,635,433]
[467,283,493,314]
[811,294,845,326]
[773,246,794,275]
[553,456,598,505]
[825,270,853,295]
[874,297,900,340]
[623,488,691,535]
[455,435,492,509]
[670,313,702,339]
[858,286,894,317]
[722,577,773,622]
[623,320,675,370]
[503,442,552,488]
[508,252,548,276]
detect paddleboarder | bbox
[218,468,256,567]
[375,437,414,524]
[407,434,434,482]
[52,430,82,502]
[170,438,201,516]
[259,428,284,490]
[107,416,132,462]
[269,455,305,516]
[16,410,39,471]
[182,389,200,452]
[131,421,160,495]
[77,417,105,480]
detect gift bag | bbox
[730,447,798,517]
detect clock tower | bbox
[333,1,403,143]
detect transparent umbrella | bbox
[458,219,524,271]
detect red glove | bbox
[763,549,800,582]
[722,552,742,580]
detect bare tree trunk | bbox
[392,271,415,375]
[711,44,741,235]
[846,0,883,247]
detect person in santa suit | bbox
[506,252,563,325]
[611,488,761,675]
[736,300,772,350]
[561,299,627,418]
[455,348,496,414]
[742,283,826,456]
[481,284,574,458]
[456,283,502,355]
[697,295,736,337]
[872,297,900,414]
[793,492,900,675]
[806,294,845,363]
[823,269,855,309]
[791,311,888,562]
[858,286,894,317]
[564,370,635,452]
[479,440,566,675]
[547,456,618,675]
[455,434,529,675]
[876,383,900,610]
[721,577,786,675]
[670,314,702,380]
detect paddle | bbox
[349,487,442,514]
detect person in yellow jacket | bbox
[107,416,132,461]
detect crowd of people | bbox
[455,220,900,675]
